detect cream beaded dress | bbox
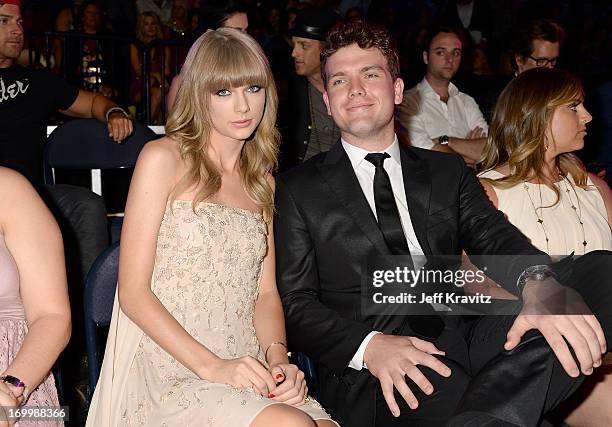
[86,201,337,426]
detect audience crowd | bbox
[14,0,612,171]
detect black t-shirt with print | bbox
[0,64,79,184]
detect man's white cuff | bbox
[349,331,382,370]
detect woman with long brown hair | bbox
[479,68,610,255]
[86,28,337,427]
[478,67,611,426]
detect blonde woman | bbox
[478,68,612,427]
[86,29,337,427]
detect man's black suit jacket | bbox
[274,141,548,426]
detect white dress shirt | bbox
[342,137,425,370]
[396,78,488,150]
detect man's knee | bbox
[60,185,106,217]
[40,184,106,219]
[420,363,470,412]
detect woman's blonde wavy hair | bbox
[165,28,279,221]
[478,68,589,204]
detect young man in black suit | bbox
[274,21,611,427]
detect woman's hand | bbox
[203,356,277,397]
[268,363,307,406]
[0,382,19,427]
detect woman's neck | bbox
[541,159,561,180]
[207,138,245,174]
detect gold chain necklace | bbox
[561,175,588,254]
[523,182,550,253]
[523,175,587,255]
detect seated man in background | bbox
[278,7,339,171]
[511,18,563,75]
[0,0,132,285]
[396,26,487,166]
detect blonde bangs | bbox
[205,43,271,92]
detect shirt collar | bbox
[419,77,459,99]
[342,136,401,171]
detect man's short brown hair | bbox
[320,22,400,87]
[511,19,565,71]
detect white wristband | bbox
[105,106,129,122]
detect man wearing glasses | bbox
[512,19,563,74]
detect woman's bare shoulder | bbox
[138,136,182,170]
[0,167,38,203]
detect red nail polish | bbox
[276,374,283,380]
[269,393,275,398]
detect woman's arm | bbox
[129,44,141,77]
[589,173,612,225]
[117,139,220,377]
[0,169,71,400]
[164,46,172,79]
[254,177,287,366]
[253,222,289,365]
[253,176,307,404]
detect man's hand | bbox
[505,278,607,377]
[364,334,451,417]
[465,126,486,140]
[107,112,133,143]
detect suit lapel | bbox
[317,142,390,255]
[399,146,432,256]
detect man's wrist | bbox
[105,106,129,122]
[517,264,556,294]
[362,332,382,369]
[349,331,380,370]
[437,135,449,145]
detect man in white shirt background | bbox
[396,26,487,166]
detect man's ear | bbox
[323,91,331,115]
[393,78,404,105]
[423,50,428,65]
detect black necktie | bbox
[365,152,444,340]
[365,153,411,258]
